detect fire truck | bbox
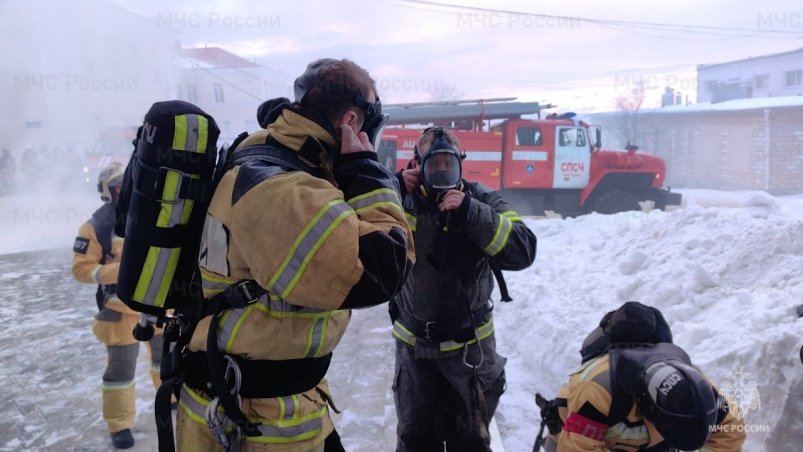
[378,98,681,216]
[82,126,137,183]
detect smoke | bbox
[0,0,177,192]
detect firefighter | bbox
[391,127,537,451]
[71,162,164,449]
[540,302,746,451]
[176,58,413,451]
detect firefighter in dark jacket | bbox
[176,58,414,451]
[71,163,164,449]
[391,127,537,451]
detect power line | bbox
[393,0,803,39]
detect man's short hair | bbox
[417,127,461,154]
[299,59,377,128]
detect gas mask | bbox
[416,128,465,200]
[293,59,389,147]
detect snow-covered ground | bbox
[1,188,801,451]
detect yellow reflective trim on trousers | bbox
[291,395,300,419]
[281,207,353,300]
[132,246,180,306]
[246,406,327,444]
[483,215,513,256]
[173,115,187,150]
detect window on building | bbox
[187,85,198,103]
[785,70,802,87]
[515,127,543,146]
[213,83,225,103]
[753,74,769,89]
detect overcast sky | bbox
[102,0,803,112]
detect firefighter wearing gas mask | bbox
[391,127,537,451]
[71,162,164,450]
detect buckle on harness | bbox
[205,356,245,452]
[424,321,437,341]
[238,281,260,305]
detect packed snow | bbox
[1,188,801,451]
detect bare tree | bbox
[426,79,463,102]
[613,79,645,147]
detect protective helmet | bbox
[97,162,124,203]
[638,360,719,450]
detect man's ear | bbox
[338,109,359,129]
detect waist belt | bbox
[184,351,332,399]
[401,302,492,342]
[394,304,494,353]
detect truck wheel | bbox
[588,190,641,214]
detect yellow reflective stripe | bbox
[393,319,494,352]
[579,358,607,382]
[501,210,523,223]
[291,395,300,419]
[483,214,513,256]
[314,313,330,357]
[223,304,255,353]
[132,246,180,307]
[347,188,401,212]
[404,211,416,232]
[303,316,325,358]
[201,269,237,293]
[179,384,231,429]
[90,264,102,284]
[172,114,208,153]
[354,201,403,215]
[156,170,180,228]
[196,115,208,153]
[267,199,354,299]
[246,406,327,444]
[173,115,187,150]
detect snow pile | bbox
[494,191,803,451]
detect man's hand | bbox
[438,190,465,212]
[340,124,374,155]
[401,167,420,194]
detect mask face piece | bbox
[419,128,463,197]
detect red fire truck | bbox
[378,99,681,216]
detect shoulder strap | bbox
[607,349,634,426]
[224,137,324,179]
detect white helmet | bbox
[97,162,124,203]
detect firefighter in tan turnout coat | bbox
[72,162,164,449]
[175,58,414,451]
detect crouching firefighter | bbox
[391,127,537,451]
[534,301,746,452]
[72,162,165,449]
[118,59,414,451]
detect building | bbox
[176,47,288,145]
[697,48,803,103]
[587,97,803,194]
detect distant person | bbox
[538,301,746,451]
[71,163,165,449]
[0,148,16,194]
[391,127,537,451]
[661,87,675,107]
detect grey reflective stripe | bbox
[217,306,252,352]
[253,416,323,440]
[483,215,513,256]
[144,247,174,306]
[279,397,296,420]
[202,277,232,292]
[102,380,134,390]
[305,317,325,358]
[347,189,401,212]
[179,385,234,432]
[269,200,353,298]
[266,297,324,315]
[392,319,495,352]
[185,114,199,153]
[591,370,612,394]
